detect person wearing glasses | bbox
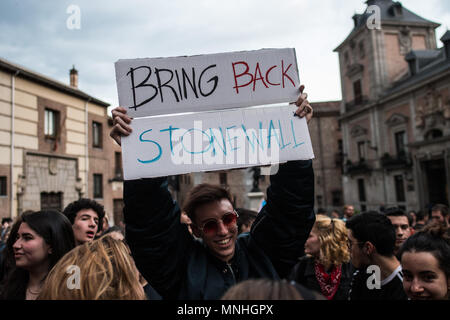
[109,85,315,299]
[346,212,408,300]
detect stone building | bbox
[308,101,343,212]
[0,57,122,224]
[335,0,450,211]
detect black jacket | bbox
[289,256,354,300]
[124,160,315,300]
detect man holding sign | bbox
[110,49,315,299]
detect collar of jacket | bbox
[203,240,242,276]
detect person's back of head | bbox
[62,198,106,232]
[221,279,318,300]
[102,225,125,241]
[38,235,146,300]
[314,214,350,269]
[236,208,257,234]
[415,209,427,223]
[346,211,396,257]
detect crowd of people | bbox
[0,86,449,301]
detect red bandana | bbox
[314,262,342,300]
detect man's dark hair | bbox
[384,207,412,227]
[415,209,427,222]
[62,198,105,232]
[236,208,258,234]
[103,225,122,236]
[1,218,12,225]
[183,184,233,222]
[346,211,396,257]
[431,204,449,218]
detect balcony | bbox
[344,96,369,113]
[380,152,412,170]
[345,159,372,176]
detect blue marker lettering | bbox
[226,125,239,151]
[278,120,291,149]
[209,127,227,156]
[137,129,162,163]
[267,120,281,149]
[160,125,179,155]
[290,120,305,148]
[241,124,264,153]
[181,128,212,154]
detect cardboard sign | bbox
[122,104,314,180]
[115,48,300,118]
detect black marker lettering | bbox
[126,66,158,110]
[199,64,218,97]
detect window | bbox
[44,109,59,138]
[0,176,6,196]
[115,152,123,178]
[394,175,406,202]
[219,172,227,186]
[358,178,366,202]
[40,192,63,211]
[316,195,323,207]
[93,121,103,148]
[332,190,343,207]
[353,80,363,105]
[93,174,103,199]
[395,131,406,156]
[344,51,349,65]
[359,41,365,59]
[357,141,366,161]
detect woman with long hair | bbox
[0,210,75,300]
[289,214,353,300]
[38,235,147,300]
[399,222,450,300]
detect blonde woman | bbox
[288,214,354,300]
[38,235,146,300]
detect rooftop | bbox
[0,57,110,107]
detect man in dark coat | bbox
[110,86,314,299]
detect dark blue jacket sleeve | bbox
[250,160,315,278]
[123,177,193,299]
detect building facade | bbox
[335,0,450,212]
[0,58,123,224]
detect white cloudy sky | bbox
[1,0,449,114]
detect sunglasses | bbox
[196,210,239,235]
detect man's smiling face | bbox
[192,199,238,263]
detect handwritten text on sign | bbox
[115,48,300,118]
[122,104,314,180]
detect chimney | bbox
[352,14,361,28]
[70,65,78,88]
[405,51,418,75]
[441,31,450,60]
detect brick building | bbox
[335,0,450,211]
[0,58,123,224]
